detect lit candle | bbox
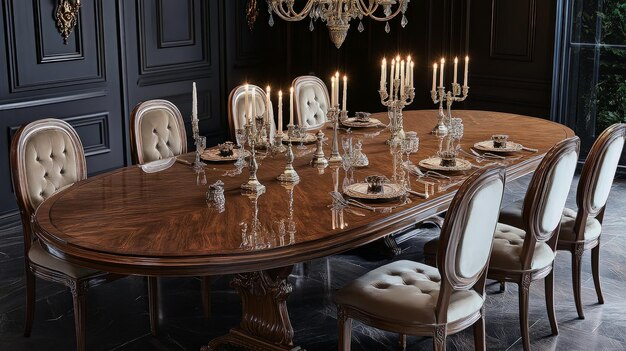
[380,58,386,91]
[464,56,469,87]
[406,56,412,87]
[395,55,400,80]
[244,83,249,123]
[278,90,283,135]
[453,57,459,85]
[252,88,257,119]
[390,59,395,97]
[410,61,414,88]
[439,58,445,88]
[342,75,347,113]
[266,85,271,124]
[335,71,340,106]
[289,87,294,126]
[400,60,405,96]
[331,76,335,106]
[432,63,437,91]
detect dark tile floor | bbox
[1,175,626,351]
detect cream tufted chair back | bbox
[228,85,276,142]
[577,124,626,216]
[292,76,330,130]
[130,99,187,164]
[522,137,580,243]
[437,167,506,291]
[10,118,87,248]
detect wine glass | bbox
[297,126,307,150]
[235,128,247,168]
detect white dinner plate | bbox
[474,140,523,153]
[344,182,406,201]
[418,157,472,172]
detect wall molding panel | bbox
[489,0,537,62]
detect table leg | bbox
[204,266,302,351]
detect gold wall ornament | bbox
[246,0,259,30]
[267,0,410,49]
[55,0,81,44]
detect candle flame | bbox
[440,58,445,64]
[396,55,400,61]
[279,90,282,96]
[290,87,294,93]
[411,62,415,68]
[335,71,339,78]
[465,55,469,61]
[382,58,386,65]
[433,63,437,69]
[454,57,458,63]
[266,85,271,92]
[343,75,347,81]
[407,55,411,62]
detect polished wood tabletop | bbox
[34,110,574,277]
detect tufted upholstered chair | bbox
[335,166,506,351]
[425,136,580,351]
[130,99,187,165]
[499,124,625,319]
[228,85,276,142]
[9,118,147,351]
[292,76,330,130]
[129,100,212,329]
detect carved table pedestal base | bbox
[204,266,303,351]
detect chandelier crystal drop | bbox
[266,0,411,49]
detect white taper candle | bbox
[342,75,347,113]
[432,63,437,91]
[464,56,469,87]
[289,87,294,126]
[439,58,445,88]
[278,90,283,135]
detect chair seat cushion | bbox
[559,208,602,242]
[28,241,100,279]
[499,201,602,243]
[491,223,555,271]
[334,260,484,325]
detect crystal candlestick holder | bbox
[379,77,415,145]
[277,125,300,183]
[430,83,469,136]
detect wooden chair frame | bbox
[10,119,123,350]
[489,136,580,351]
[558,123,626,319]
[338,166,507,351]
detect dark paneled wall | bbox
[0,0,556,217]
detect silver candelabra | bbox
[241,117,265,194]
[277,125,300,183]
[430,83,469,136]
[327,104,343,163]
[379,77,415,146]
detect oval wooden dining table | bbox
[34,110,573,351]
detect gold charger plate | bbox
[418,157,472,172]
[282,133,316,144]
[341,117,384,128]
[474,140,523,153]
[344,182,406,201]
[201,148,250,162]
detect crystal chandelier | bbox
[267,0,410,49]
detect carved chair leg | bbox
[518,277,531,351]
[499,281,506,292]
[71,287,87,351]
[545,269,559,335]
[572,248,585,319]
[473,312,486,351]
[337,306,352,351]
[201,276,211,318]
[433,325,447,351]
[23,270,36,337]
[148,277,159,336]
[398,333,407,351]
[591,244,605,304]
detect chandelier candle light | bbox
[328,71,348,163]
[266,0,411,48]
[431,56,470,136]
[379,55,415,146]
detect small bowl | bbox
[492,134,509,149]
